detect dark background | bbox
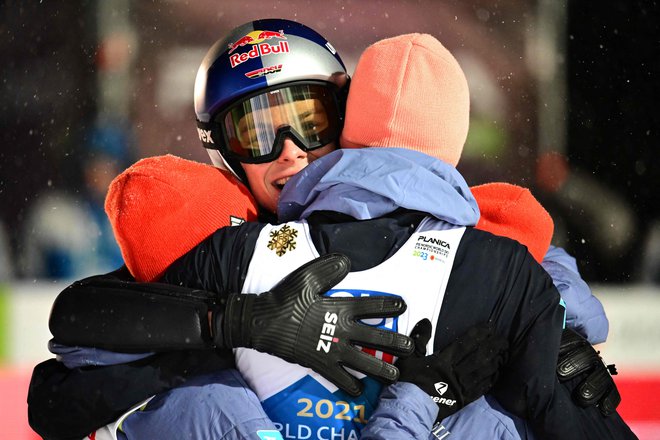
[1,2,97,223]
[565,0,659,281]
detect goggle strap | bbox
[196,119,222,151]
[196,119,248,181]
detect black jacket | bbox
[29,211,633,439]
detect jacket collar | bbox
[278,148,479,227]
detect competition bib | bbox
[238,217,465,439]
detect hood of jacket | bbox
[278,147,479,226]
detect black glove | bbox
[216,253,414,396]
[396,320,509,423]
[557,328,621,416]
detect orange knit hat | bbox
[340,33,469,167]
[472,182,554,263]
[105,154,258,282]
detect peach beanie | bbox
[105,154,258,282]
[341,33,470,167]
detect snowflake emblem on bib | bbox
[267,225,298,256]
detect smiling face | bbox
[231,89,340,214]
[241,139,336,213]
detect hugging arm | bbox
[49,253,413,396]
[36,225,414,438]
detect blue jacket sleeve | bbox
[48,343,279,440]
[440,395,532,440]
[118,369,283,440]
[363,384,532,440]
[360,382,438,440]
[48,340,153,368]
[541,246,609,344]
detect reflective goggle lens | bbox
[220,84,341,162]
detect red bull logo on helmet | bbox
[228,30,289,68]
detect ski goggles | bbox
[212,83,343,164]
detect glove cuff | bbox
[222,293,256,348]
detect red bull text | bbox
[230,41,290,68]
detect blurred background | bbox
[1,0,658,438]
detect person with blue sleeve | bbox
[340,32,617,440]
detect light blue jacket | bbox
[284,148,609,439]
[281,148,608,346]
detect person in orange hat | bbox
[89,166,612,440]
[34,29,631,440]
[79,164,556,440]
[49,153,504,440]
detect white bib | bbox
[237,217,465,439]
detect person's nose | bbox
[277,138,307,163]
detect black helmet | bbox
[194,18,349,180]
